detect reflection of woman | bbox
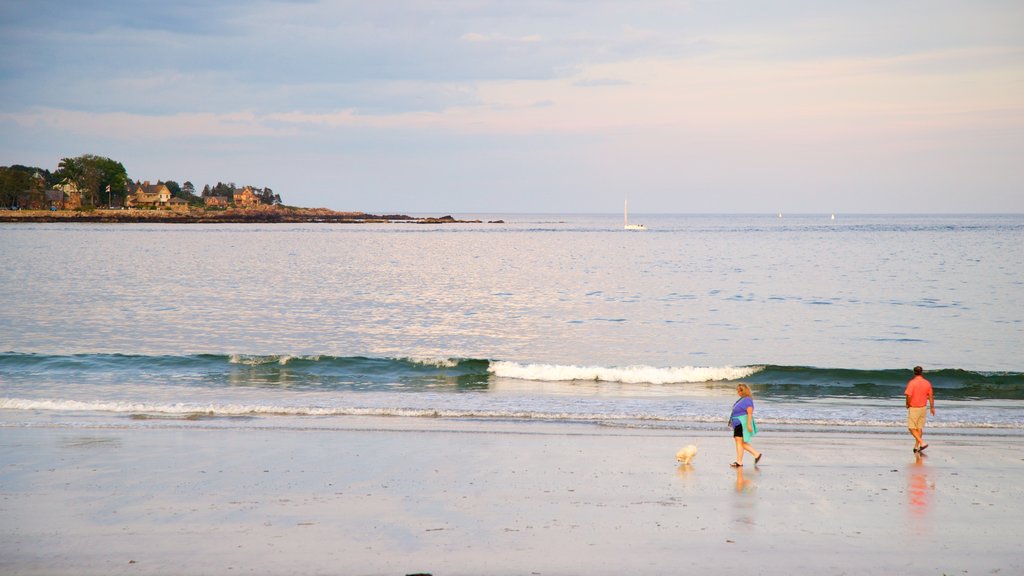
[730,383,762,467]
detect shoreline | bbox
[0,208,496,224]
[1,416,1020,575]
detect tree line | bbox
[1,154,282,209]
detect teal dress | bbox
[730,396,758,443]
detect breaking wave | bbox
[488,361,760,384]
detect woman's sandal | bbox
[755,453,762,464]
[730,462,742,467]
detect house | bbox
[167,197,190,212]
[54,181,82,209]
[44,189,66,210]
[204,195,229,208]
[233,186,259,209]
[14,190,43,210]
[126,181,172,208]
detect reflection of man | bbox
[907,452,932,522]
[905,366,935,453]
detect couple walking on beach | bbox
[729,366,936,466]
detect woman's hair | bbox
[736,383,752,397]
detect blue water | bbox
[2,214,1022,433]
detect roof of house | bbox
[136,183,169,195]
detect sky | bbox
[1,0,1022,214]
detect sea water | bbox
[1,214,1021,434]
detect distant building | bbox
[44,189,66,210]
[204,195,229,208]
[54,181,82,209]
[15,190,43,210]
[126,181,172,208]
[167,197,190,212]
[233,186,259,209]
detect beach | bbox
[2,417,1021,576]
[2,216,1021,574]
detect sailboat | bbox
[624,199,646,230]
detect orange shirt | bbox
[904,375,933,407]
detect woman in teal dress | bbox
[730,383,763,467]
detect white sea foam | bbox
[230,354,277,366]
[228,354,319,366]
[2,397,1020,429]
[400,357,460,368]
[488,361,762,384]
[0,397,642,422]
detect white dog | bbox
[675,444,698,465]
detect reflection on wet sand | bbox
[733,465,757,528]
[735,466,755,493]
[908,452,934,528]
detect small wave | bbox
[398,356,461,369]
[747,366,1024,399]
[228,354,321,366]
[489,361,762,384]
[3,353,1022,399]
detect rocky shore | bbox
[0,208,493,224]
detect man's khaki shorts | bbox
[908,406,927,429]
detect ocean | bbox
[2,214,1022,435]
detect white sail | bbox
[624,198,646,230]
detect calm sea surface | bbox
[2,214,1022,434]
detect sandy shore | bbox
[1,417,1020,575]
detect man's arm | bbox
[928,391,935,415]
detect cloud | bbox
[1,108,284,140]
[5,40,1020,145]
[1,0,1022,212]
[461,32,543,43]
[573,78,631,87]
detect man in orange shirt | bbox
[905,366,935,453]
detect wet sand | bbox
[1,417,1020,575]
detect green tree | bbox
[0,165,53,208]
[180,181,203,206]
[164,180,182,198]
[55,154,128,208]
[6,165,55,186]
[264,187,282,205]
[214,182,235,196]
[0,167,32,207]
